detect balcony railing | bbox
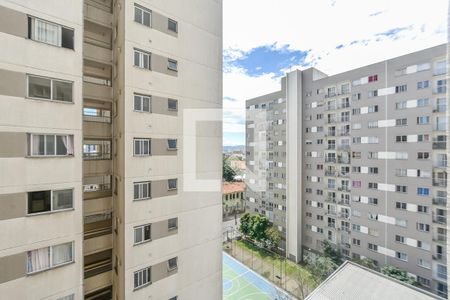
[433,106,447,113]
[433,197,447,206]
[433,142,447,150]
[326,210,337,216]
[339,212,350,219]
[325,157,337,163]
[433,215,447,225]
[433,234,447,243]
[337,186,350,192]
[337,145,350,150]
[325,132,337,137]
[326,197,337,203]
[433,179,447,187]
[338,200,350,206]
[433,253,446,262]
[325,171,337,177]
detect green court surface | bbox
[223,253,291,300]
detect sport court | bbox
[223,252,292,300]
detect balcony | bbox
[433,106,447,113]
[433,253,447,262]
[325,157,337,163]
[84,234,113,256]
[339,227,351,233]
[433,142,447,150]
[326,105,337,111]
[338,157,350,164]
[83,141,112,160]
[433,215,447,225]
[83,82,113,102]
[327,145,336,150]
[433,197,447,206]
[325,170,337,177]
[84,2,112,28]
[338,200,350,206]
[327,223,336,229]
[337,145,350,151]
[84,43,112,65]
[84,270,112,295]
[337,186,350,192]
[433,234,447,243]
[339,212,350,219]
[326,210,337,216]
[325,197,337,203]
[433,179,447,187]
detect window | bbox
[417,116,430,125]
[83,107,111,123]
[395,84,407,93]
[134,4,151,27]
[369,167,378,174]
[168,257,178,271]
[418,205,428,213]
[368,75,378,82]
[167,139,177,150]
[134,94,151,112]
[352,238,361,246]
[417,188,429,196]
[368,197,378,205]
[396,118,407,126]
[28,134,74,156]
[417,152,429,159]
[417,80,429,89]
[434,60,447,75]
[368,121,378,128]
[396,202,407,210]
[395,235,405,243]
[436,79,447,94]
[168,179,177,190]
[28,191,52,214]
[27,242,74,274]
[134,181,151,200]
[368,90,378,98]
[168,59,178,71]
[168,98,178,111]
[134,49,151,69]
[368,182,378,189]
[28,75,73,102]
[417,222,430,232]
[368,243,378,251]
[28,17,74,49]
[134,267,151,289]
[417,276,431,287]
[417,134,429,142]
[368,105,378,113]
[168,19,178,32]
[396,135,407,142]
[396,101,407,109]
[395,252,408,262]
[168,218,178,230]
[134,224,151,245]
[396,185,407,193]
[134,138,151,156]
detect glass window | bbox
[133,138,151,156]
[28,191,51,214]
[134,5,151,27]
[53,189,73,210]
[133,181,151,200]
[28,76,51,99]
[31,18,61,46]
[134,224,151,244]
[134,94,151,112]
[52,242,73,266]
[134,267,151,289]
[168,257,178,270]
[27,242,73,274]
[168,99,178,111]
[168,218,178,230]
[168,19,178,32]
[168,179,177,190]
[134,50,151,69]
[167,139,177,150]
[168,59,178,71]
[52,80,72,102]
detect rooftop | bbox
[306,261,442,300]
[222,182,245,194]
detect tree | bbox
[249,214,270,242]
[223,157,237,182]
[292,268,313,299]
[239,213,251,237]
[264,227,282,250]
[353,257,378,271]
[321,240,342,265]
[381,265,416,285]
[305,253,338,283]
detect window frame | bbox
[134,4,152,27]
[168,19,178,33]
[168,98,178,111]
[167,257,178,271]
[27,74,73,103]
[167,139,177,150]
[168,178,177,190]
[133,266,151,290]
[134,49,151,70]
[26,241,74,274]
[134,223,152,245]
[168,218,178,230]
[28,16,74,49]
[133,181,151,201]
[133,138,151,156]
[28,134,74,157]
[134,94,152,113]
[167,58,178,71]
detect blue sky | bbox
[222,0,447,146]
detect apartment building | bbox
[245,44,448,298]
[0,0,222,299]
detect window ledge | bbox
[26,260,75,276]
[133,281,152,292]
[133,197,152,202]
[26,97,74,104]
[27,208,74,217]
[133,239,152,247]
[26,155,74,158]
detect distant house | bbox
[222,182,245,218]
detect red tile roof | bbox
[222,182,245,194]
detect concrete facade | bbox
[0,0,222,299]
[245,44,449,298]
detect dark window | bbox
[61,27,74,49]
[167,139,177,150]
[168,99,178,111]
[168,257,178,270]
[168,19,178,32]
[28,191,51,214]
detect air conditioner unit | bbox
[83,184,99,192]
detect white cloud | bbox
[222,0,448,145]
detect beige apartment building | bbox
[246,44,449,298]
[0,0,222,299]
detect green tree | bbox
[264,226,281,250]
[239,213,251,237]
[321,240,342,265]
[353,258,378,270]
[381,265,416,285]
[249,214,270,242]
[223,157,236,182]
[305,254,338,283]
